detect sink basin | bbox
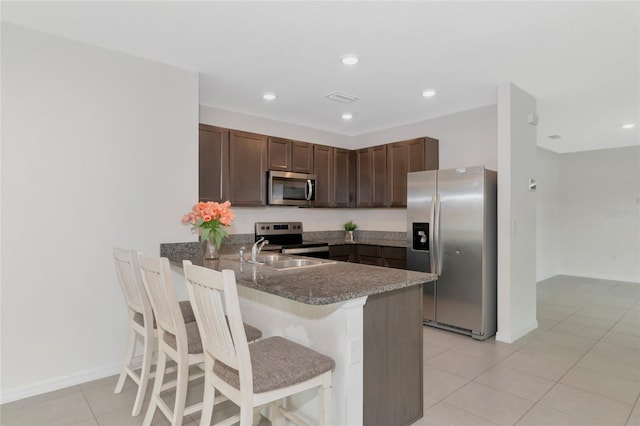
[255,253,288,263]
[261,258,336,270]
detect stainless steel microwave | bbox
[267,170,316,206]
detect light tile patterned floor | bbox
[1,275,639,425]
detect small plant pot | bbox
[345,230,354,242]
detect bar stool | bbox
[183,261,334,426]
[112,248,196,416]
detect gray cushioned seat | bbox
[163,321,262,355]
[134,300,195,327]
[163,321,203,354]
[213,336,335,393]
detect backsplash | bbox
[160,230,406,258]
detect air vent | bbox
[547,135,562,140]
[325,91,359,103]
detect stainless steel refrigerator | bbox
[407,166,497,340]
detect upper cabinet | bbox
[267,137,313,173]
[199,123,438,208]
[387,137,439,207]
[229,130,268,206]
[199,124,229,202]
[334,148,355,207]
[357,145,387,207]
[313,145,355,208]
[313,145,334,207]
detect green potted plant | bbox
[344,220,357,242]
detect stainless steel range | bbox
[255,222,329,258]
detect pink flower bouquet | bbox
[182,201,235,249]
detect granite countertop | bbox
[166,253,436,306]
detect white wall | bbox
[352,105,498,171]
[1,24,199,402]
[199,104,498,234]
[558,146,640,282]
[496,83,538,343]
[536,148,560,281]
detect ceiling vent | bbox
[547,134,562,140]
[325,91,359,103]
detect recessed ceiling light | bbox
[422,90,436,98]
[263,93,276,101]
[341,113,353,120]
[621,123,635,129]
[341,55,359,65]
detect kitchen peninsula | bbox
[163,246,436,426]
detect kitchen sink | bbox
[231,252,335,269]
[261,257,336,270]
[255,253,288,263]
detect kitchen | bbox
[2,2,639,426]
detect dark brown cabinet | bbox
[334,148,354,207]
[357,145,387,207]
[313,145,334,207]
[356,148,372,207]
[387,137,440,207]
[371,145,387,207]
[364,285,423,426]
[267,137,313,173]
[229,130,267,206]
[199,124,229,202]
[200,122,439,209]
[329,244,354,262]
[357,245,384,266]
[382,246,407,269]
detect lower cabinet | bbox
[329,244,353,262]
[330,244,407,269]
[383,246,407,269]
[363,284,423,425]
[357,245,384,266]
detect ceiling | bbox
[2,1,638,153]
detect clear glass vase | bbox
[204,239,219,260]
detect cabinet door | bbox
[267,137,291,171]
[229,131,267,206]
[356,148,372,207]
[291,141,314,173]
[387,141,409,207]
[358,244,383,266]
[334,148,354,207]
[329,244,353,262]
[371,145,387,207]
[313,144,334,207]
[199,124,229,202]
[383,246,407,270]
[407,138,426,172]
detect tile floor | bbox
[2,275,639,426]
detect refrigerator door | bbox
[407,170,436,321]
[435,166,486,332]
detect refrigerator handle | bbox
[429,197,437,275]
[433,194,442,275]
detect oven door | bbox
[268,171,316,206]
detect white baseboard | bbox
[1,356,144,405]
[496,320,538,344]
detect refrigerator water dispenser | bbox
[411,222,429,251]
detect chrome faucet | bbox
[250,237,269,263]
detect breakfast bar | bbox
[165,250,436,426]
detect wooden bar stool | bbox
[183,261,334,426]
[112,248,195,416]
